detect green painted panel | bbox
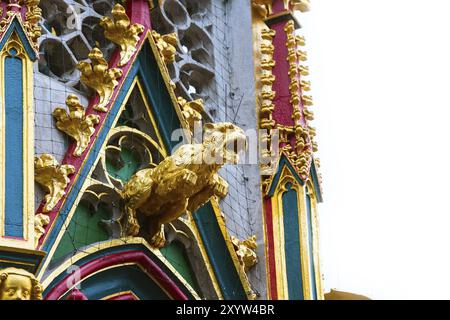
[160,241,200,294]
[194,203,247,299]
[282,182,304,300]
[51,203,110,263]
[106,147,141,183]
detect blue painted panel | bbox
[282,183,304,300]
[4,53,23,238]
[306,192,317,299]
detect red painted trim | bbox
[45,250,189,300]
[108,293,138,301]
[126,0,152,29]
[272,0,288,14]
[66,288,88,300]
[271,20,295,127]
[264,196,278,300]
[36,3,153,248]
[3,236,25,241]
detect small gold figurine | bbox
[0,268,43,300]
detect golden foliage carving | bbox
[34,154,75,213]
[100,4,145,66]
[34,213,49,248]
[77,48,123,112]
[152,30,178,64]
[53,95,100,157]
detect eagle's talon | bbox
[126,216,140,236]
[150,227,166,248]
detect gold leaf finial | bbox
[100,4,145,66]
[77,48,123,112]
[53,95,100,157]
[34,154,75,213]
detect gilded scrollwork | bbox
[77,48,123,112]
[34,154,75,213]
[100,4,145,67]
[53,94,100,157]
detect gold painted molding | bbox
[259,27,277,191]
[53,95,100,157]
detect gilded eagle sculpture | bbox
[121,123,247,248]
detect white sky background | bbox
[296,0,450,299]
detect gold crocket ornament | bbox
[121,123,247,248]
[0,268,43,300]
[231,235,258,299]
